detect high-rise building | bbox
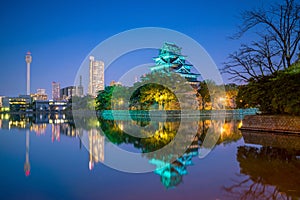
[88,56,104,97]
[60,86,76,100]
[25,52,32,95]
[76,75,84,97]
[52,82,60,100]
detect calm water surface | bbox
[0,113,299,200]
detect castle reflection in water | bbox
[1,113,299,199]
[0,113,242,189]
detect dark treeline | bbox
[237,62,300,115]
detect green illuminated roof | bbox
[150,42,200,83]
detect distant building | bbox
[76,85,84,97]
[60,86,76,100]
[52,82,60,100]
[33,100,50,111]
[49,100,67,112]
[150,42,200,86]
[8,95,31,112]
[109,80,122,86]
[76,75,84,97]
[0,96,9,112]
[31,88,48,101]
[37,88,46,95]
[88,56,104,97]
[0,96,3,108]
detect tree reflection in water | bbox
[224,145,300,199]
[0,114,243,189]
[99,118,242,189]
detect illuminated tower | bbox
[24,130,30,176]
[25,52,32,95]
[52,81,60,100]
[88,56,104,97]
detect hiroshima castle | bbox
[150,42,200,85]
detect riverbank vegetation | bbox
[223,0,300,115]
[237,62,300,115]
[95,72,238,111]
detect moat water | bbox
[0,113,299,200]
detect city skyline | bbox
[0,0,278,97]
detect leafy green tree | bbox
[72,95,95,110]
[96,86,115,110]
[129,72,197,110]
[236,63,300,115]
[130,83,178,110]
[198,81,210,110]
[197,80,226,110]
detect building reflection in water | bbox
[0,114,244,189]
[52,124,60,142]
[224,130,300,199]
[24,130,30,176]
[0,113,82,175]
[88,128,105,170]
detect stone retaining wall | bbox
[241,115,300,134]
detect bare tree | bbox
[224,35,282,82]
[223,0,300,82]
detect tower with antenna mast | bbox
[25,52,32,95]
[24,51,31,176]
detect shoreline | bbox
[240,115,300,135]
[0,110,72,115]
[0,108,258,116]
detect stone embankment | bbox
[240,115,300,134]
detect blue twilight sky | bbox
[0,0,277,97]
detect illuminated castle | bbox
[150,42,200,85]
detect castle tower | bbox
[150,42,200,86]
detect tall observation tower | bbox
[24,51,32,177]
[25,52,32,95]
